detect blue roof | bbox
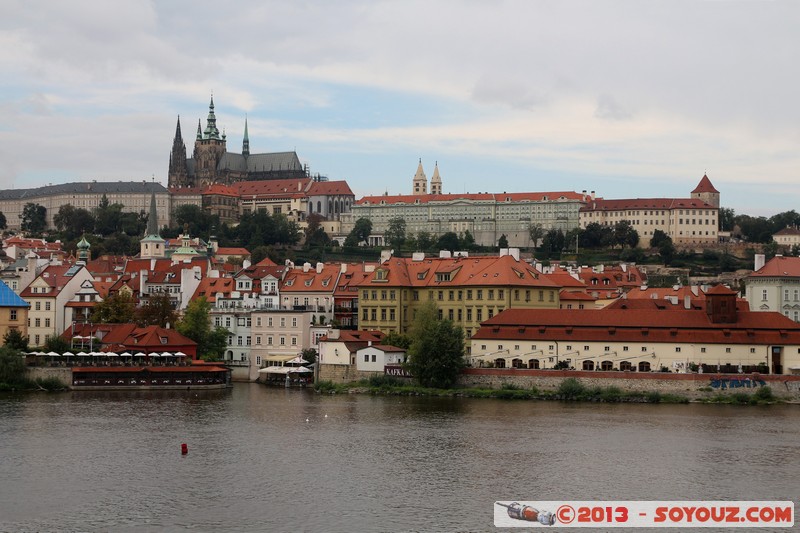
[0,281,29,308]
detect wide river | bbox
[0,384,797,532]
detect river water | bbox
[0,384,797,532]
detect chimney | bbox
[691,285,699,297]
[316,262,323,274]
[412,252,425,262]
[590,191,596,200]
[439,250,452,259]
[754,254,766,271]
[328,329,340,340]
[509,248,520,261]
[340,263,348,273]
[684,295,691,309]
[303,262,311,273]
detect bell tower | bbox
[412,159,427,195]
[192,96,227,187]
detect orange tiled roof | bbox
[749,256,800,278]
[307,180,354,196]
[691,174,719,194]
[580,198,714,212]
[281,264,340,293]
[356,191,585,205]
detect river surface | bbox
[0,384,797,532]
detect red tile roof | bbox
[216,247,251,256]
[356,191,585,205]
[748,255,800,278]
[774,227,800,236]
[580,198,714,212]
[355,255,559,289]
[202,184,239,196]
[235,178,311,197]
[192,277,235,303]
[691,174,719,194]
[473,307,800,345]
[20,264,85,298]
[307,180,354,196]
[281,264,340,293]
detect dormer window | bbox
[160,337,168,344]
[435,272,451,282]
[375,269,387,281]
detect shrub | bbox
[753,386,775,403]
[368,375,402,388]
[600,386,623,402]
[731,392,751,404]
[646,391,662,403]
[557,378,585,400]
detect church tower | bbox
[430,161,442,195]
[192,96,228,187]
[242,116,250,157]
[691,174,720,208]
[412,159,427,195]
[140,193,165,259]
[167,117,189,188]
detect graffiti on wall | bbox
[709,377,766,389]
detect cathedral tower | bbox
[412,159,427,195]
[167,117,189,188]
[192,96,228,187]
[430,161,442,195]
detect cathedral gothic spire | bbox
[242,116,250,157]
[412,158,427,196]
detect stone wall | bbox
[458,368,800,400]
[26,367,72,388]
[318,364,382,384]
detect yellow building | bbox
[356,251,561,345]
[0,281,29,345]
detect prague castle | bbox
[168,97,308,189]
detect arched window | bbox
[494,358,506,369]
[582,360,595,371]
[638,361,651,372]
[529,359,540,369]
[619,361,633,371]
[511,358,523,368]
[317,201,322,213]
[601,360,613,371]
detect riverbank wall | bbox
[26,367,72,387]
[318,364,382,384]
[458,369,800,400]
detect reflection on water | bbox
[0,385,797,532]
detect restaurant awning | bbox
[262,354,297,364]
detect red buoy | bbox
[181,443,188,455]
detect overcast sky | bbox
[1,0,798,216]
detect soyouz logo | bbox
[494,501,794,528]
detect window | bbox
[675,347,681,353]
[226,317,231,328]
[35,318,40,327]
[476,309,483,321]
[390,308,396,321]
[256,336,262,345]
[381,309,387,321]
[280,318,286,327]
[44,318,50,328]
[371,309,377,321]
[237,336,243,346]
[35,302,41,311]
[267,336,273,345]
[10,310,16,321]
[477,290,483,300]
[280,337,285,345]
[372,354,376,362]
[701,347,706,353]
[291,337,297,346]
[466,308,472,321]
[292,317,297,328]
[623,346,629,352]
[750,348,755,353]
[268,317,273,327]
[725,347,731,353]
[364,353,369,362]
[762,289,768,301]
[45,302,51,311]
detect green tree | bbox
[416,231,435,251]
[650,229,671,248]
[136,293,178,327]
[0,346,27,386]
[2,329,29,351]
[436,232,460,252]
[405,301,465,388]
[542,229,566,254]
[94,196,125,236]
[613,220,639,249]
[0,211,7,230]
[301,348,318,364]
[42,335,70,353]
[91,292,136,324]
[54,204,95,241]
[20,203,47,235]
[579,222,611,249]
[498,234,509,249]
[460,230,476,251]
[385,217,407,250]
[528,223,545,249]
[658,239,676,265]
[718,207,736,232]
[304,214,331,248]
[382,331,412,349]
[173,204,218,238]
[345,218,373,247]
[176,297,229,361]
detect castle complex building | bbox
[168,97,308,189]
[342,161,586,247]
[579,175,720,247]
[0,181,170,232]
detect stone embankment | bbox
[458,368,800,401]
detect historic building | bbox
[168,97,308,189]
[579,175,720,247]
[342,161,586,248]
[355,250,561,340]
[745,254,800,323]
[0,182,170,232]
[471,285,799,375]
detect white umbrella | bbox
[62,351,74,357]
[120,352,132,357]
[90,352,105,357]
[47,351,60,357]
[160,352,173,357]
[174,351,186,357]
[106,353,119,357]
[286,356,310,365]
[288,366,313,373]
[77,351,89,356]
[134,352,146,357]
